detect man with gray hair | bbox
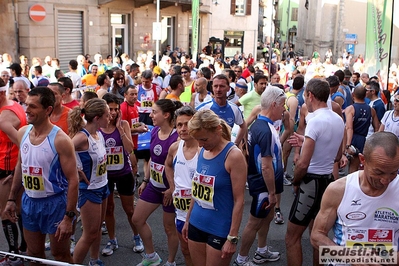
[285,78,345,266]
[233,86,286,266]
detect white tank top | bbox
[334,171,399,250]
[20,125,68,198]
[173,140,198,221]
[194,93,212,108]
[76,129,108,190]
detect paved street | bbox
[0,160,315,266]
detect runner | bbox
[311,132,399,265]
[99,93,144,256]
[0,78,27,266]
[3,86,79,265]
[164,106,198,266]
[69,98,110,266]
[182,109,247,266]
[132,99,183,266]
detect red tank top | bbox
[120,101,140,149]
[0,101,27,170]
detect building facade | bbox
[295,0,399,66]
[0,0,260,71]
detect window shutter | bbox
[231,0,236,15]
[246,0,251,15]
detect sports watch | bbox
[65,211,76,218]
[227,235,240,244]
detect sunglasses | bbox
[116,77,124,81]
[181,71,188,74]
[273,91,285,103]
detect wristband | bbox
[142,179,149,184]
[121,133,126,139]
[7,199,16,202]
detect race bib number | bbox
[141,96,154,109]
[106,146,124,171]
[173,189,191,212]
[192,172,215,210]
[346,228,394,250]
[96,155,107,177]
[22,166,45,191]
[150,161,166,188]
[130,118,141,135]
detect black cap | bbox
[8,63,22,76]
[326,75,340,87]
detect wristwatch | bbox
[65,211,76,218]
[227,235,240,244]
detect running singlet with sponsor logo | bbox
[190,142,235,238]
[149,126,178,189]
[333,171,399,251]
[173,140,198,222]
[75,129,108,190]
[20,125,68,198]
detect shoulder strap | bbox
[47,126,60,154]
[21,124,34,144]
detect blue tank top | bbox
[149,126,178,189]
[353,102,371,137]
[190,142,235,238]
[99,128,132,178]
[332,91,347,110]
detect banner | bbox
[364,0,393,88]
[191,0,199,63]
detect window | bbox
[230,0,251,16]
[291,7,298,21]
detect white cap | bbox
[0,86,7,92]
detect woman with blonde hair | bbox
[68,98,110,266]
[182,109,247,266]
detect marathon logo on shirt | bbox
[374,208,399,224]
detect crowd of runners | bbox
[0,46,399,266]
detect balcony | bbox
[99,0,198,12]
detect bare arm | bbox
[55,131,79,241]
[311,178,346,248]
[245,105,261,127]
[371,108,381,132]
[163,142,179,206]
[3,127,28,222]
[345,105,354,148]
[0,110,22,145]
[235,120,247,146]
[294,104,308,164]
[293,136,315,185]
[261,156,276,209]
[190,93,196,108]
[118,119,134,154]
[221,148,247,258]
[280,111,292,144]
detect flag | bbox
[192,0,200,63]
[364,0,393,89]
